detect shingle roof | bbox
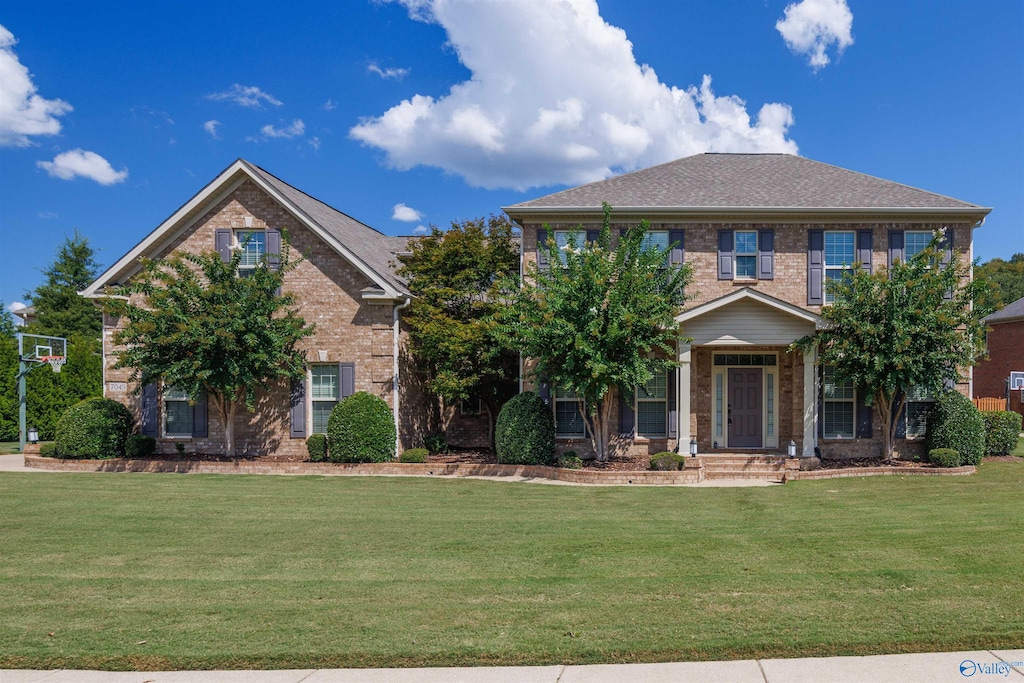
[504,154,988,213]
[244,161,412,294]
[985,295,1024,324]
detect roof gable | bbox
[985,295,1024,324]
[82,160,411,299]
[676,287,824,327]
[504,154,990,216]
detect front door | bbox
[728,368,763,448]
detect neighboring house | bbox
[10,305,37,327]
[975,295,1024,402]
[82,159,434,457]
[504,153,991,459]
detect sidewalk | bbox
[5,650,1024,683]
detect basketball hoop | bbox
[40,356,66,374]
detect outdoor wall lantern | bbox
[689,437,698,457]
[788,439,797,458]
[28,427,39,444]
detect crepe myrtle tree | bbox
[105,237,314,456]
[499,203,693,461]
[793,230,993,460]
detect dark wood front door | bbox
[728,368,763,448]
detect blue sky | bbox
[1,0,1022,312]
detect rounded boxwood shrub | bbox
[54,398,134,460]
[306,433,328,462]
[400,448,429,463]
[926,391,985,466]
[125,434,157,458]
[929,448,962,468]
[327,392,396,463]
[38,442,58,458]
[650,451,685,471]
[981,410,1022,456]
[495,392,555,465]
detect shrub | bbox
[495,392,555,465]
[306,433,328,462]
[558,452,583,469]
[54,398,134,460]
[124,434,156,458]
[650,451,685,471]
[424,433,448,455]
[400,448,429,463]
[38,442,58,458]
[327,391,396,463]
[925,391,985,466]
[982,410,1022,456]
[929,448,962,468]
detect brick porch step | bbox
[699,454,789,482]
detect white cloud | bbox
[203,119,221,138]
[392,203,423,222]
[350,0,797,190]
[37,149,128,185]
[308,136,321,150]
[259,119,305,139]
[8,301,26,312]
[0,24,73,147]
[368,62,410,80]
[38,211,58,219]
[776,0,854,71]
[323,99,337,111]
[206,83,282,108]
[413,225,428,236]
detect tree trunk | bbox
[585,398,615,461]
[482,401,494,449]
[874,389,905,462]
[225,401,237,457]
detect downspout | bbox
[393,296,412,457]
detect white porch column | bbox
[802,346,817,456]
[678,341,692,451]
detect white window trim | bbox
[635,369,668,439]
[459,398,482,416]
[234,229,267,275]
[553,388,586,439]
[309,365,340,435]
[162,385,194,439]
[822,366,856,439]
[734,230,758,281]
[905,386,937,439]
[904,230,933,262]
[824,230,856,304]
[553,229,583,265]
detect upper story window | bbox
[236,230,266,277]
[904,231,932,262]
[824,231,855,303]
[554,230,583,264]
[822,365,855,438]
[734,231,758,279]
[641,231,669,254]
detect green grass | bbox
[1,464,1022,670]
[1012,435,1024,457]
[0,441,22,455]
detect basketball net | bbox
[40,356,66,374]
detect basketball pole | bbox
[18,357,27,454]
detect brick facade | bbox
[974,319,1024,399]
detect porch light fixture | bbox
[689,438,698,457]
[28,426,39,444]
[788,439,797,458]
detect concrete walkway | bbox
[4,650,1024,682]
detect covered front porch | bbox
[675,288,823,457]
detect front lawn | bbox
[0,441,22,455]
[0,464,1022,670]
[1012,435,1024,457]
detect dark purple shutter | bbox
[941,229,955,300]
[667,368,678,440]
[717,230,734,280]
[536,229,549,272]
[856,390,872,439]
[857,230,873,273]
[668,229,685,266]
[215,229,232,263]
[808,230,824,305]
[618,388,634,436]
[340,363,355,398]
[290,376,306,439]
[192,392,208,438]
[266,228,281,271]
[888,231,904,269]
[586,229,599,245]
[538,380,551,405]
[757,229,774,280]
[817,365,824,439]
[141,381,158,437]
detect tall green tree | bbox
[499,204,692,461]
[25,230,102,338]
[795,232,994,460]
[974,253,1024,311]
[396,215,520,443]
[106,241,314,456]
[0,307,17,441]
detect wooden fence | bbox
[974,397,1007,411]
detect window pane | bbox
[555,386,578,399]
[640,370,667,399]
[735,255,756,278]
[641,231,668,253]
[905,231,932,261]
[735,231,757,255]
[825,269,850,303]
[906,402,932,436]
[311,365,339,400]
[823,402,854,438]
[823,366,854,399]
[824,232,855,266]
[237,231,266,267]
[637,401,666,437]
[554,231,582,264]
[312,401,335,434]
[555,400,585,436]
[164,387,189,401]
[165,400,193,436]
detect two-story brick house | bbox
[82,159,432,458]
[504,153,991,459]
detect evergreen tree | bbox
[25,230,102,338]
[0,307,17,441]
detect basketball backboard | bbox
[17,333,67,362]
[1010,371,1024,391]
